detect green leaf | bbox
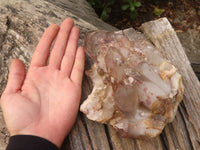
[130,3,135,12]
[121,4,130,11]
[153,8,165,16]
[134,1,141,7]
[101,8,108,20]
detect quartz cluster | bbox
[80,30,184,138]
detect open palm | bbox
[0,18,85,148]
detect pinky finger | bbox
[5,59,26,93]
[70,47,85,86]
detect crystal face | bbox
[80,31,184,138]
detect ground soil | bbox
[101,0,200,31]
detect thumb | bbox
[5,59,26,93]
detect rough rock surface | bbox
[80,30,184,138]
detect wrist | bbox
[10,128,66,148]
[7,135,59,150]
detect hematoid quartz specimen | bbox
[80,30,184,138]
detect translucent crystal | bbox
[80,31,184,138]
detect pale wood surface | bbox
[0,0,199,150]
[141,19,200,149]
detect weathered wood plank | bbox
[107,124,165,150]
[191,64,200,80]
[44,0,117,31]
[0,0,115,150]
[82,118,110,150]
[107,125,138,150]
[67,115,93,150]
[141,18,200,150]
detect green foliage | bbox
[153,7,165,16]
[87,0,143,21]
[121,0,141,19]
[87,0,115,20]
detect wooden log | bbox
[0,1,115,150]
[0,0,199,150]
[141,18,200,149]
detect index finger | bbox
[30,24,59,67]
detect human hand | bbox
[0,18,85,148]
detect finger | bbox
[5,59,26,93]
[61,26,80,76]
[70,47,85,86]
[49,18,74,69]
[30,24,59,67]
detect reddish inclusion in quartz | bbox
[80,31,183,138]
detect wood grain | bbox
[141,18,200,150]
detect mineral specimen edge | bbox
[80,30,184,138]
